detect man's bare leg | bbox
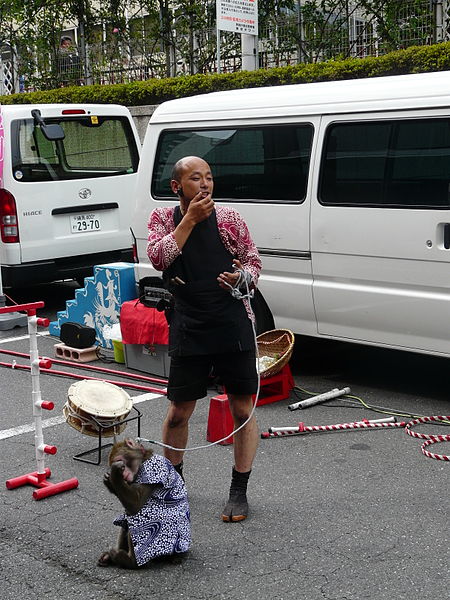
[162,400,197,477]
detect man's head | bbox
[60,36,72,49]
[170,156,213,203]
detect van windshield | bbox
[11,116,139,182]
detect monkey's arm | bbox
[104,464,160,515]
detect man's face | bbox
[176,158,213,201]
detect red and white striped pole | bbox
[261,414,450,461]
[261,416,403,439]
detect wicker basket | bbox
[256,329,295,378]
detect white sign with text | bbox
[216,0,258,36]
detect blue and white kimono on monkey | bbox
[113,454,191,566]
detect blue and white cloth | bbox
[113,454,191,566]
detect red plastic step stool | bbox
[207,364,294,445]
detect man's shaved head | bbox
[172,156,210,182]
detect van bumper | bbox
[1,248,133,288]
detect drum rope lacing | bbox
[63,402,125,436]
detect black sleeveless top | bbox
[164,207,254,356]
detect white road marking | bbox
[0,331,50,344]
[0,392,162,440]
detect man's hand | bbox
[185,191,214,224]
[217,259,243,291]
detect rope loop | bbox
[405,415,450,461]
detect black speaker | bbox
[60,322,96,349]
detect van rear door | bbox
[311,112,450,356]
[8,107,139,264]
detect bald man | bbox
[147,156,262,522]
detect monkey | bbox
[98,438,191,569]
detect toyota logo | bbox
[79,188,92,199]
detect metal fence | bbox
[1,0,449,94]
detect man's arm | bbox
[217,209,262,290]
[173,192,214,249]
[147,194,214,271]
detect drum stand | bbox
[72,405,142,465]
[3,302,79,500]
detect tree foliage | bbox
[0,0,440,90]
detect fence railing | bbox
[1,0,449,94]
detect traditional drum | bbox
[64,380,133,438]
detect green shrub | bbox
[2,42,450,106]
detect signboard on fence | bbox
[216,0,258,36]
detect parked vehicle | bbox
[0,103,140,287]
[132,71,450,357]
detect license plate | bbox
[70,213,101,233]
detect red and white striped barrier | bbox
[261,415,450,461]
[405,415,450,462]
[262,416,404,437]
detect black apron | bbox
[164,207,254,357]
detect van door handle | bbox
[444,224,450,250]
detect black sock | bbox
[173,461,184,481]
[229,467,251,496]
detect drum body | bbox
[64,380,132,437]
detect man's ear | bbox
[170,179,180,195]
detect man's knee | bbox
[165,401,196,428]
[228,395,253,425]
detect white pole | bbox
[28,314,46,475]
[217,27,221,73]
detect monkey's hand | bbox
[103,471,116,494]
[103,461,125,494]
[109,460,126,487]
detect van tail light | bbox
[130,228,138,263]
[61,109,86,115]
[0,189,20,243]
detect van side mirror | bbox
[31,109,65,141]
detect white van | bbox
[0,103,140,287]
[132,71,450,358]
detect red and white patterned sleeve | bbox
[147,207,181,271]
[217,207,262,285]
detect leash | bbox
[137,267,261,452]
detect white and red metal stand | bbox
[2,301,79,499]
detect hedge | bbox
[2,41,450,106]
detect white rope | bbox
[137,269,261,452]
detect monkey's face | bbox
[111,456,140,483]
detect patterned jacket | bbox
[147,205,262,286]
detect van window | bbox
[320,118,450,208]
[11,116,139,182]
[152,125,314,203]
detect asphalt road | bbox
[0,281,449,600]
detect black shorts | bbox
[167,350,257,402]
